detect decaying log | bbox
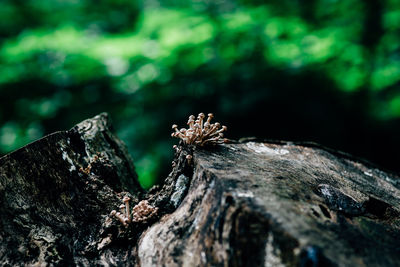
[0,113,145,266]
[1,114,400,266]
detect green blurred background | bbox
[1,0,400,188]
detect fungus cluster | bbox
[130,200,158,223]
[171,113,227,146]
[110,197,158,227]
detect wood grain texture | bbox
[1,114,400,266]
[139,142,400,266]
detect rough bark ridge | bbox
[1,114,400,266]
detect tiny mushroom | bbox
[123,196,131,221]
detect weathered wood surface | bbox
[141,141,400,267]
[1,114,400,266]
[0,113,144,266]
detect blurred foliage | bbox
[1,0,400,188]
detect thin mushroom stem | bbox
[203,124,219,138]
[115,212,128,227]
[187,115,195,128]
[123,196,131,222]
[213,126,227,136]
[198,113,205,130]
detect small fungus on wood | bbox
[111,197,158,227]
[171,113,228,146]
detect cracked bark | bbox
[1,114,400,266]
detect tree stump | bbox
[1,114,399,266]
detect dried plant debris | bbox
[110,197,158,227]
[171,113,228,146]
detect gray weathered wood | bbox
[139,141,400,266]
[1,114,400,266]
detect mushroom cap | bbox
[198,113,205,118]
[172,124,178,129]
[208,113,214,117]
[222,126,227,131]
[110,210,117,216]
[214,122,221,128]
[123,196,131,202]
